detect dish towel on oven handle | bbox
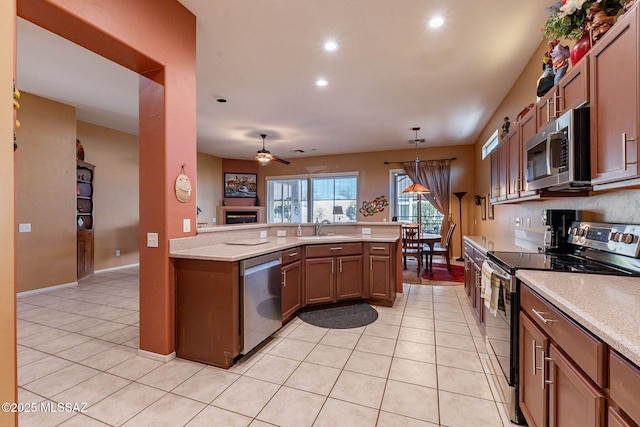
[480,261,501,316]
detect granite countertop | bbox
[464,235,540,254]
[517,270,640,367]
[170,234,399,262]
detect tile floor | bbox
[16,264,516,426]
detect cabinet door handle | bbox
[282,271,286,287]
[371,246,386,250]
[544,354,554,388]
[622,133,637,171]
[331,259,334,273]
[330,247,343,251]
[554,92,561,116]
[531,308,556,324]
[370,258,373,271]
[288,252,298,257]
[532,339,539,376]
[339,259,343,273]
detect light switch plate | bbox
[183,218,191,233]
[147,232,158,248]
[362,228,372,235]
[18,223,31,233]
[277,230,286,237]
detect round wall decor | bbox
[175,166,192,203]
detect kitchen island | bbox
[169,222,401,368]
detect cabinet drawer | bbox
[609,350,640,425]
[464,242,473,258]
[282,247,302,265]
[521,285,605,387]
[305,242,362,258]
[473,249,486,266]
[367,243,390,255]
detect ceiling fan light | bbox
[255,151,273,164]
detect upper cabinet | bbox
[590,5,639,187]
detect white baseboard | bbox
[137,349,176,363]
[95,263,140,274]
[17,281,78,297]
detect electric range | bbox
[484,221,640,424]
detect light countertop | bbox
[517,270,640,367]
[464,235,540,254]
[170,234,399,262]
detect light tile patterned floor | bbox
[16,264,516,426]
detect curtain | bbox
[402,159,452,240]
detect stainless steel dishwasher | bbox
[240,251,282,354]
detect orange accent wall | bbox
[1,1,17,424]
[18,0,197,356]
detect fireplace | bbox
[216,206,265,225]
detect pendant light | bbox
[403,127,430,194]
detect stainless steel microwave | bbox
[525,107,590,191]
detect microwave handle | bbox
[545,131,563,175]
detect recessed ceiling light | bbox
[315,79,329,87]
[324,41,338,51]
[429,16,444,28]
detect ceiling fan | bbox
[255,134,290,165]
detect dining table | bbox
[419,233,442,274]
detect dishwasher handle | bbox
[242,259,281,276]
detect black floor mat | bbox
[298,303,378,329]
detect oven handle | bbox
[486,260,511,282]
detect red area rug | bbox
[421,263,465,283]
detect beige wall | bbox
[1,0,17,423]
[15,92,77,293]
[77,121,139,270]
[259,145,476,258]
[472,40,640,240]
[196,152,223,227]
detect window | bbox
[482,129,499,159]
[266,174,357,223]
[392,172,443,233]
[267,178,308,223]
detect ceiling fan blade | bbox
[272,155,290,165]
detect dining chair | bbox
[426,222,456,272]
[402,224,422,275]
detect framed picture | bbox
[480,196,487,221]
[224,173,257,198]
[488,194,495,220]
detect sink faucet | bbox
[315,218,331,236]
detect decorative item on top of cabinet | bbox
[77,160,95,280]
[590,4,640,188]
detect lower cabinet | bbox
[304,243,363,305]
[77,230,94,279]
[519,285,606,427]
[366,242,396,305]
[609,349,640,426]
[281,247,302,322]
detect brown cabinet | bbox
[590,6,639,186]
[304,243,363,306]
[472,249,487,323]
[365,242,396,305]
[463,242,473,298]
[281,247,302,322]
[506,126,520,200]
[175,259,241,369]
[77,161,95,279]
[519,285,606,427]
[609,350,640,425]
[490,147,500,203]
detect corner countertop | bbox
[517,270,640,367]
[170,234,399,262]
[464,235,540,255]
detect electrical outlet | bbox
[183,219,191,233]
[526,218,532,228]
[18,223,31,233]
[147,232,158,248]
[115,250,121,257]
[260,230,268,238]
[362,228,372,235]
[212,217,216,224]
[277,230,286,237]
[515,218,521,227]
